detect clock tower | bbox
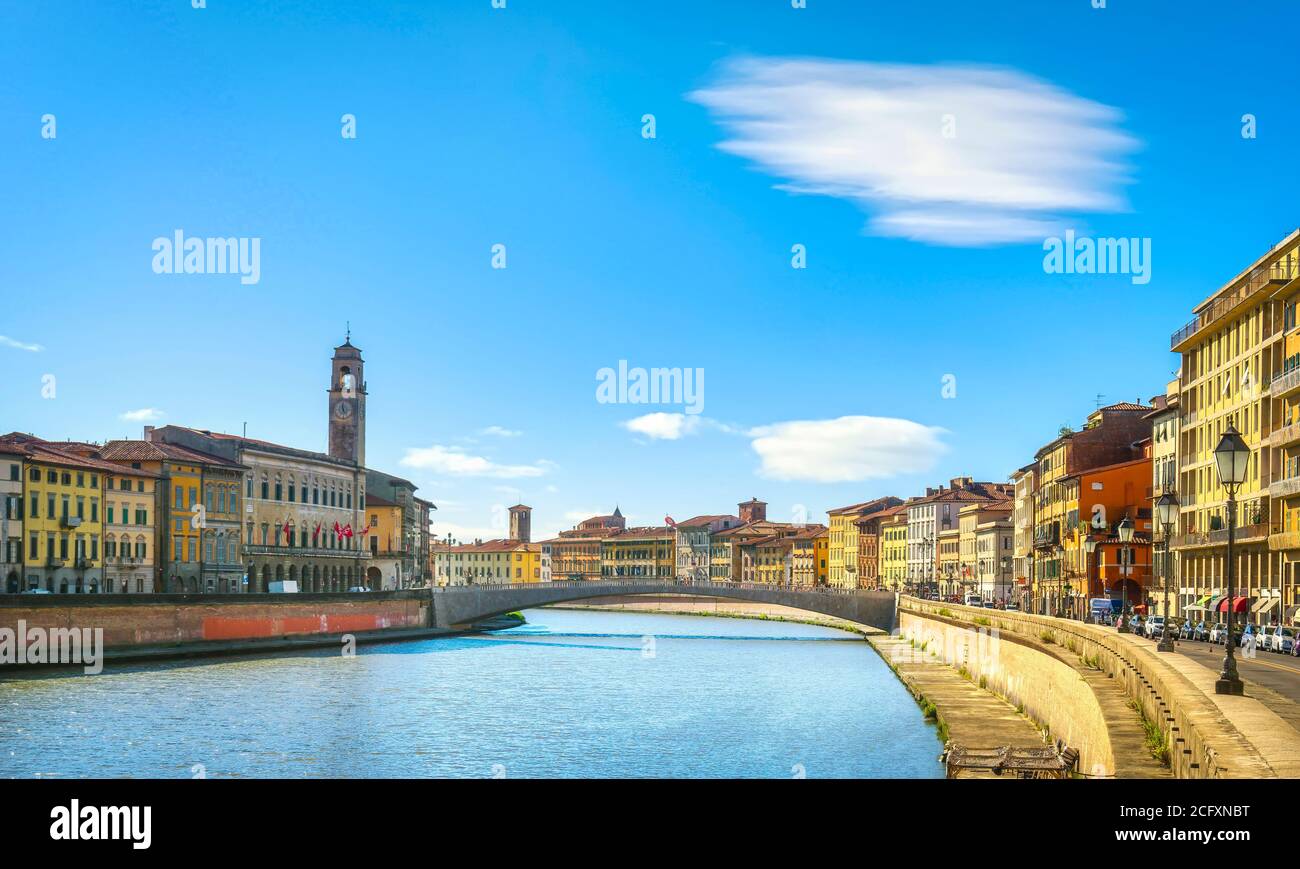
[328,336,366,467]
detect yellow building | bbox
[98,439,248,593]
[602,527,675,579]
[2,436,114,593]
[879,508,910,592]
[814,528,828,586]
[102,464,159,594]
[1173,230,1300,622]
[825,497,902,588]
[437,539,541,585]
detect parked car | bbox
[22,587,51,594]
[346,586,370,593]
[1130,615,1145,636]
[1178,620,1197,641]
[1003,603,1020,611]
[1144,616,1166,639]
[1209,622,1229,644]
[1239,624,1262,650]
[982,601,996,609]
[1192,621,1210,642]
[1270,626,1296,654]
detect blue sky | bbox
[2,0,1298,541]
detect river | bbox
[0,608,944,778]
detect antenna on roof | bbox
[1095,393,1105,409]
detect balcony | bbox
[244,544,371,559]
[1268,421,1300,448]
[1172,522,1270,549]
[60,515,82,529]
[1270,475,1300,500]
[1271,366,1300,399]
[1269,529,1300,550]
[1171,260,1300,351]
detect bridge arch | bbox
[429,581,897,633]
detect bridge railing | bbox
[428,579,880,596]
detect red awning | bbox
[1132,604,1148,615]
[1216,596,1251,613]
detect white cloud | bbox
[748,415,948,483]
[0,335,43,352]
[120,408,165,422]
[621,412,704,441]
[400,444,552,478]
[690,57,1138,245]
[481,426,522,437]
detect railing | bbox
[1268,421,1300,448]
[428,578,873,596]
[1269,475,1300,500]
[1271,365,1300,398]
[244,545,371,559]
[1170,260,1300,350]
[1172,522,1270,548]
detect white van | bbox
[964,594,983,608]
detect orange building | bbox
[1066,456,1155,608]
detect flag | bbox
[333,521,343,539]
[665,516,676,527]
[312,522,321,542]
[282,520,291,543]
[343,523,354,539]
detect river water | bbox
[0,609,943,778]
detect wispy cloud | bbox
[400,444,552,478]
[748,415,948,483]
[481,426,522,438]
[0,335,44,352]
[690,57,1138,245]
[120,408,165,422]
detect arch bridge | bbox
[429,580,897,632]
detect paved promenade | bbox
[868,633,1045,776]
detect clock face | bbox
[335,401,353,420]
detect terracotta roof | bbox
[828,496,902,516]
[676,514,740,527]
[99,439,246,469]
[1098,401,1151,412]
[364,494,399,508]
[446,539,539,554]
[0,435,146,476]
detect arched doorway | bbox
[5,571,17,594]
[366,566,381,590]
[260,564,271,592]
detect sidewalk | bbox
[868,633,1045,776]
[1113,629,1300,778]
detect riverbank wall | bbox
[901,598,1281,779]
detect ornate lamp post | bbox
[1156,492,1179,653]
[1083,535,1098,620]
[1116,516,1134,632]
[1213,424,1248,695]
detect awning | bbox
[1216,596,1252,613]
[1195,595,1212,608]
[1255,597,1280,616]
[1208,595,1225,613]
[1183,604,1208,612]
[1132,604,1148,614]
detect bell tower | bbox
[328,334,366,467]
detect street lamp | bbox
[1155,492,1179,653]
[1213,424,1249,695]
[1116,516,1134,632]
[1083,535,1098,620]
